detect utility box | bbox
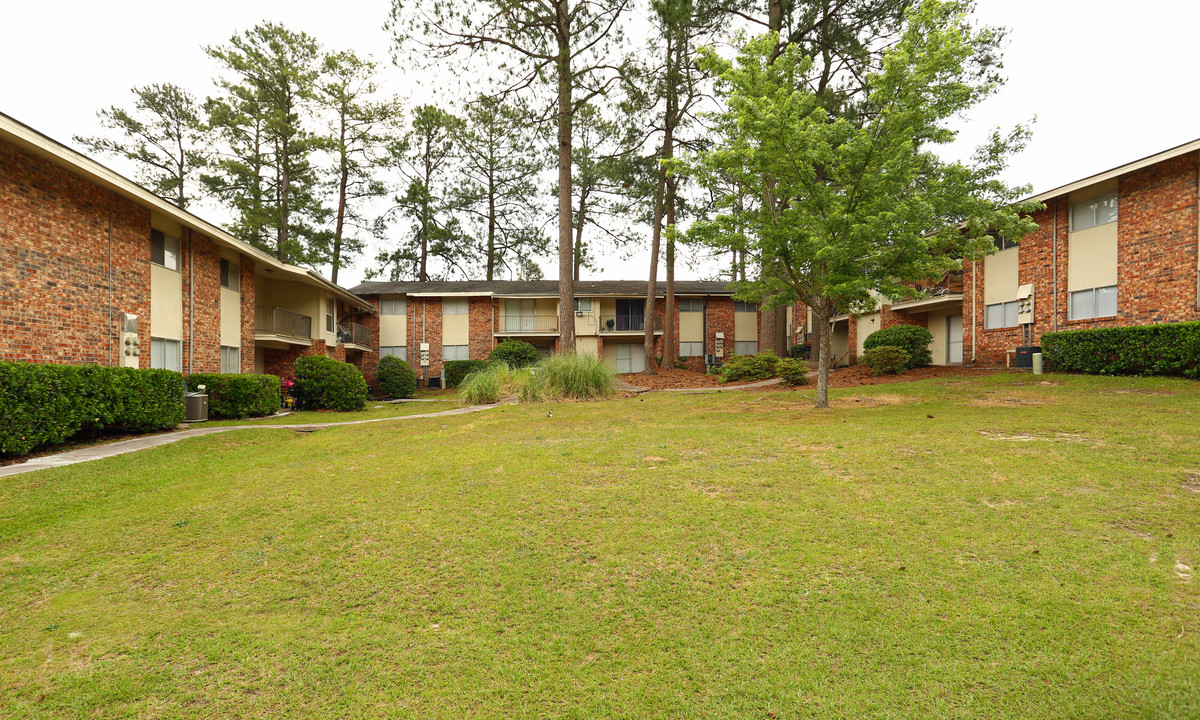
[714,332,725,358]
[185,389,209,422]
[1016,284,1035,325]
[419,342,430,367]
[1014,345,1041,369]
[118,313,140,368]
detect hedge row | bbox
[1041,322,1200,378]
[0,362,185,457]
[445,359,489,388]
[185,373,280,419]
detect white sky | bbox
[3,1,1198,288]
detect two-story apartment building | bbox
[350,281,781,386]
[0,112,374,378]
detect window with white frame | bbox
[220,258,240,291]
[150,229,180,271]
[380,298,406,315]
[992,234,1017,251]
[1071,191,1118,232]
[442,344,469,361]
[679,298,703,312]
[380,346,407,361]
[1069,285,1117,320]
[734,340,758,355]
[573,298,592,312]
[150,337,181,371]
[734,301,758,313]
[679,341,703,357]
[443,298,468,314]
[984,301,1019,329]
[220,346,240,373]
[325,297,335,333]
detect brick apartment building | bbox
[0,112,374,379]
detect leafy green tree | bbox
[315,50,400,283]
[75,84,209,208]
[372,105,471,281]
[203,23,328,264]
[457,96,548,281]
[676,2,1040,407]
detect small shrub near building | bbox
[862,325,932,368]
[1042,322,1200,378]
[185,373,279,419]
[777,358,810,386]
[719,350,780,383]
[0,362,185,457]
[861,346,910,376]
[444,359,490,388]
[292,355,368,411]
[376,355,416,399]
[488,339,542,369]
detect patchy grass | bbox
[1,373,1198,718]
[190,402,446,428]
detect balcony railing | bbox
[599,314,664,333]
[496,315,559,333]
[256,306,312,340]
[337,321,371,347]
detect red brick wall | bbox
[239,256,256,373]
[180,230,222,373]
[353,298,382,386]
[707,297,735,363]
[0,139,150,367]
[469,296,493,360]
[407,296,443,385]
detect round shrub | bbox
[489,339,541,369]
[292,355,368,411]
[862,325,933,368]
[789,343,810,360]
[719,350,780,383]
[376,355,416,399]
[861,346,910,376]
[777,357,809,386]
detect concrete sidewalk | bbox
[0,403,499,479]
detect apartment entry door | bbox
[614,342,645,374]
[947,314,963,364]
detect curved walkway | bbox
[0,403,500,479]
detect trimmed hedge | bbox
[445,359,489,388]
[861,346,910,376]
[1042,322,1200,378]
[489,339,541,369]
[377,355,416,398]
[0,361,185,457]
[292,355,368,411]
[185,373,280,419]
[862,325,933,368]
[719,350,780,383]
[778,357,809,386]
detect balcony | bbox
[337,321,371,349]
[495,315,559,334]
[255,306,312,343]
[599,314,664,334]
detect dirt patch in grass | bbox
[828,393,916,409]
[822,364,1009,387]
[1181,472,1200,494]
[964,391,1054,408]
[980,430,1090,443]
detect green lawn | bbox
[2,373,1198,718]
[190,401,450,428]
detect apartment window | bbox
[992,234,1017,251]
[734,301,758,313]
[150,229,180,271]
[1071,191,1118,232]
[443,298,468,315]
[734,340,758,355]
[573,298,593,312]
[679,298,703,312]
[984,301,1019,329]
[679,341,703,357]
[325,298,335,334]
[380,346,407,361]
[443,344,469,361]
[381,298,406,315]
[1069,285,1117,321]
[150,337,181,372]
[220,259,240,291]
[220,346,240,373]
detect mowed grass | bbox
[1,372,1198,718]
[189,401,451,428]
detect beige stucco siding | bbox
[831,324,850,366]
[1068,223,1118,291]
[443,310,469,345]
[150,211,182,238]
[150,264,182,340]
[574,297,598,336]
[219,287,240,346]
[855,313,880,357]
[256,279,323,340]
[576,336,598,357]
[983,247,1019,305]
[380,314,406,346]
[734,310,757,342]
[680,311,703,343]
[925,309,956,366]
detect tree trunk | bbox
[332,140,348,284]
[486,171,496,281]
[642,162,667,375]
[814,302,832,409]
[573,191,587,282]
[555,10,576,353]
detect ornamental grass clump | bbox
[459,362,518,405]
[534,352,615,401]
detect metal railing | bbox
[337,321,371,346]
[255,306,312,340]
[599,314,664,333]
[496,315,559,333]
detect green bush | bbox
[1042,322,1200,378]
[186,373,279,419]
[778,357,810,386]
[376,355,416,399]
[459,363,516,405]
[0,361,185,457]
[861,346,910,376]
[445,359,489,388]
[862,325,932,368]
[489,339,542,369]
[789,343,809,360]
[719,350,780,383]
[292,355,367,411]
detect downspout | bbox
[1052,198,1059,332]
[188,228,194,375]
[107,192,114,366]
[971,258,977,363]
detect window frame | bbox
[443,298,469,315]
[679,341,704,357]
[150,337,181,372]
[1070,190,1118,233]
[380,346,407,361]
[984,300,1020,329]
[734,301,758,313]
[220,345,240,373]
[325,297,335,334]
[380,298,407,315]
[573,298,593,312]
[150,229,180,271]
[679,298,703,313]
[442,344,469,361]
[733,340,758,355]
[220,258,240,292]
[1068,285,1118,321]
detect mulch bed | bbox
[618,367,726,390]
[618,364,1012,392]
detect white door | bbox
[947,315,963,364]
[615,343,645,374]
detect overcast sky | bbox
[4,1,1198,288]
